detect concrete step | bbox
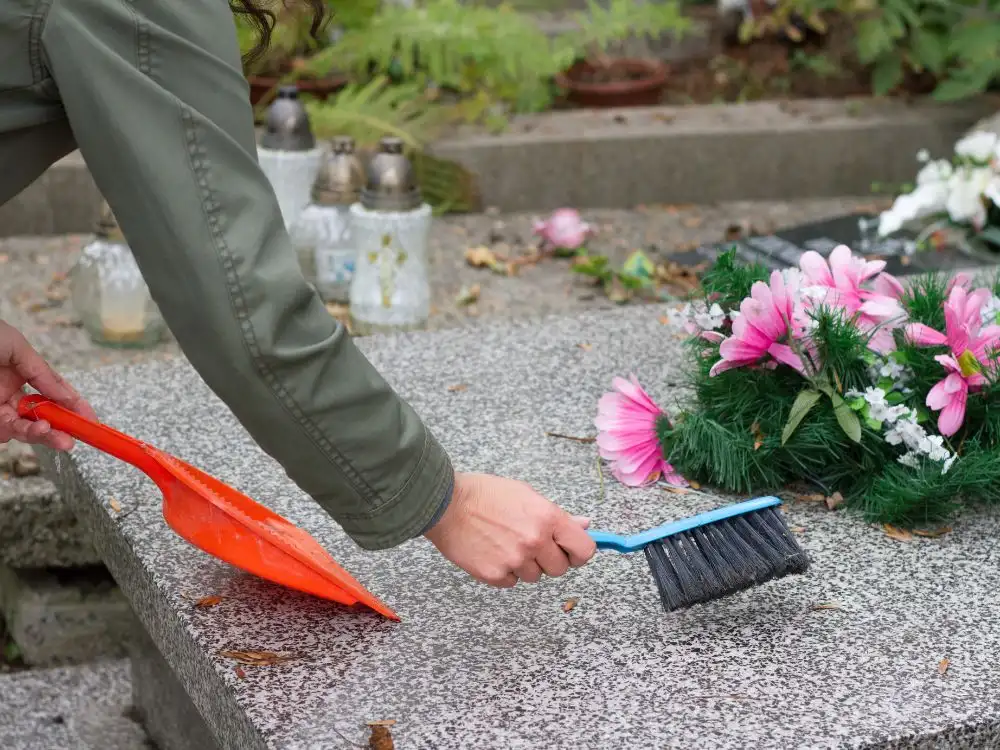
[0,564,136,667]
[1,441,101,569]
[0,659,151,750]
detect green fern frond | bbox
[303,77,456,148]
[563,0,694,56]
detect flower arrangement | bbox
[596,244,1000,528]
[878,130,1000,251]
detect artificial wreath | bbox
[595,244,1000,528]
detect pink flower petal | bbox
[799,250,833,286]
[905,323,947,346]
[767,342,806,374]
[874,272,904,299]
[937,389,967,437]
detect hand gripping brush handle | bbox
[587,496,810,612]
[18,395,399,621]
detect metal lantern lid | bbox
[312,136,365,206]
[94,200,126,242]
[260,86,316,151]
[360,136,422,212]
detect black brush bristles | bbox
[641,505,809,612]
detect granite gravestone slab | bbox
[677,213,1000,278]
[40,307,1000,749]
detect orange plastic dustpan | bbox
[18,394,399,621]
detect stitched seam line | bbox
[179,107,386,508]
[28,0,55,83]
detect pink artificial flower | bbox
[798,244,905,354]
[905,285,1000,436]
[710,270,808,377]
[533,208,591,251]
[594,375,687,487]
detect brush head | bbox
[642,504,809,612]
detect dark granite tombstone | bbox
[674,213,999,277]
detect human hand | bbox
[424,472,597,587]
[0,321,97,451]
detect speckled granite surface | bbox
[40,306,1000,750]
[0,659,149,749]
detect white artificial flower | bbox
[693,303,726,331]
[981,295,1000,328]
[946,166,993,228]
[877,167,952,237]
[916,148,930,163]
[916,158,953,185]
[954,131,999,163]
[985,173,1000,209]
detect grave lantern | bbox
[257,86,323,229]
[348,136,433,334]
[290,136,365,304]
[70,201,166,348]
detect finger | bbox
[572,515,591,529]
[513,560,544,584]
[553,518,598,568]
[534,540,571,578]
[10,341,95,419]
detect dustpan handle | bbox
[17,394,158,473]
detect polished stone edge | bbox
[35,447,268,750]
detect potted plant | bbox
[235,0,378,107]
[553,0,695,108]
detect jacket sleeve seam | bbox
[178,106,383,508]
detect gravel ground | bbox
[0,198,888,373]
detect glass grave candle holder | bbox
[257,86,323,229]
[348,137,434,334]
[290,136,365,303]
[70,203,165,348]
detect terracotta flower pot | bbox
[247,72,350,107]
[554,58,669,109]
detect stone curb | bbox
[1,96,996,237]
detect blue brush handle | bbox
[588,495,782,553]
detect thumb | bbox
[571,515,591,529]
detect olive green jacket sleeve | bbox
[2,0,455,549]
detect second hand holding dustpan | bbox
[17,394,399,621]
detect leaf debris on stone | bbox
[913,527,952,538]
[367,720,396,750]
[810,602,841,611]
[194,596,223,609]
[447,383,469,392]
[544,431,596,444]
[235,666,246,679]
[455,284,481,306]
[562,597,579,613]
[938,658,950,675]
[109,498,123,514]
[825,492,845,511]
[883,525,913,542]
[218,650,298,667]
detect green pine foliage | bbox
[660,254,1000,528]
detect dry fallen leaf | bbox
[108,498,123,513]
[913,526,952,538]
[795,493,826,504]
[663,486,689,495]
[883,525,914,542]
[455,284,481,306]
[825,492,845,511]
[810,602,841,611]
[658,315,671,325]
[368,722,396,750]
[562,598,579,613]
[218,650,298,667]
[234,666,246,679]
[688,480,701,490]
[194,596,223,609]
[938,658,950,675]
[751,422,764,451]
[464,246,499,269]
[544,431,596,444]
[447,384,469,392]
[577,343,593,351]
[789,525,807,533]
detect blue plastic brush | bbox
[587,496,810,611]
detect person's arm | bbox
[40,0,452,549]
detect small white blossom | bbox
[916,148,930,163]
[670,301,727,333]
[954,131,999,163]
[946,166,993,229]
